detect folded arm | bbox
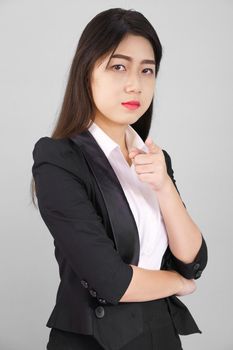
[160,150,208,280]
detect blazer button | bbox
[95,306,105,318]
[193,263,200,271]
[80,280,89,288]
[89,289,97,297]
[97,297,107,304]
[195,270,202,279]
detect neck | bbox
[93,117,129,153]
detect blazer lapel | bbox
[70,130,140,265]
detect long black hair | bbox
[31,8,163,206]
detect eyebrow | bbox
[110,53,156,65]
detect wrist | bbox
[169,270,184,293]
[156,176,173,195]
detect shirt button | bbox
[95,306,105,318]
[80,280,89,288]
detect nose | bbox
[124,72,142,93]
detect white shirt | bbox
[88,121,168,270]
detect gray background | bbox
[1,0,232,349]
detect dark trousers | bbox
[46,298,183,350]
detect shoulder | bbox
[32,136,87,178]
[32,136,86,161]
[32,136,76,159]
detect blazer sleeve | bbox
[32,137,133,305]
[162,149,208,280]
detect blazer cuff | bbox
[166,234,208,280]
[108,264,133,305]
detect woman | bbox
[31,8,208,350]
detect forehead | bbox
[94,34,155,67]
[116,34,154,54]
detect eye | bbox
[112,64,125,71]
[111,65,154,75]
[143,68,154,75]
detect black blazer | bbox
[32,130,208,350]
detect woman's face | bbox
[90,34,156,127]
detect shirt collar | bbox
[88,121,148,159]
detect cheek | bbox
[91,78,120,107]
[143,81,155,102]
[143,78,155,92]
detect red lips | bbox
[121,100,140,106]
